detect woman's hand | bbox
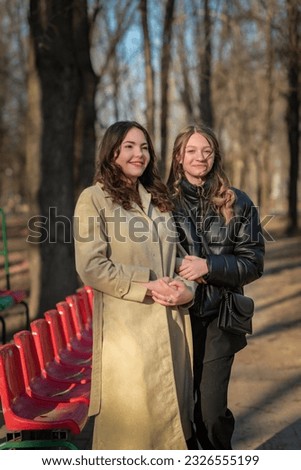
[143,277,172,296]
[150,278,194,307]
[177,255,209,281]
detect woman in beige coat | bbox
[74,121,196,450]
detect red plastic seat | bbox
[30,318,91,384]
[56,301,92,358]
[76,286,93,328]
[13,330,90,404]
[44,309,92,368]
[83,285,94,316]
[0,343,88,435]
[65,294,92,345]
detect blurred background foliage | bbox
[0,0,300,315]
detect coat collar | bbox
[137,182,152,216]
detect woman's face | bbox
[179,132,215,185]
[115,127,150,183]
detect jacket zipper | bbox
[196,187,206,317]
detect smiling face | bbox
[180,132,215,185]
[115,127,150,184]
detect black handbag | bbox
[199,231,254,335]
[218,289,254,335]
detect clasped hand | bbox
[143,277,193,306]
[177,255,208,283]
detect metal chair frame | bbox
[0,208,30,343]
[0,430,79,450]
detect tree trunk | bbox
[140,0,155,139]
[29,0,81,312]
[177,20,195,121]
[257,4,274,213]
[25,35,42,319]
[199,0,214,128]
[160,0,175,178]
[286,0,300,234]
[73,0,98,196]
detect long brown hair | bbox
[94,121,172,212]
[167,124,236,223]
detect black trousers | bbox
[192,317,235,450]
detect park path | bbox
[230,231,301,450]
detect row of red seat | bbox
[0,285,93,450]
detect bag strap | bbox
[222,288,231,309]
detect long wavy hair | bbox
[166,124,236,223]
[93,121,172,212]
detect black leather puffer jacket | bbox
[172,179,265,318]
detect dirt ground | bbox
[0,213,301,450]
[230,227,301,450]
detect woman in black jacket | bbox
[167,124,265,450]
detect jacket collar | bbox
[137,182,152,215]
[180,177,211,204]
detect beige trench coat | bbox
[74,183,194,450]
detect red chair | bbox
[83,285,94,316]
[13,330,90,404]
[0,343,88,449]
[56,301,92,358]
[30,318,91,384]
[65,294,92,345]
[76,286,93,328]
[44,309,92,368]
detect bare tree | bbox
[92,0,137,129]
[0,0,27,208]
[175,11,196,121]
[160,0,176,177]
[198,0,214,127]
[254,1,275,214]
[29,0,82,312]
[73,0,99,196]
[140,0,155,138]
[26,35,42,317]
[285,0,300,234]
[173,0,214,129]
